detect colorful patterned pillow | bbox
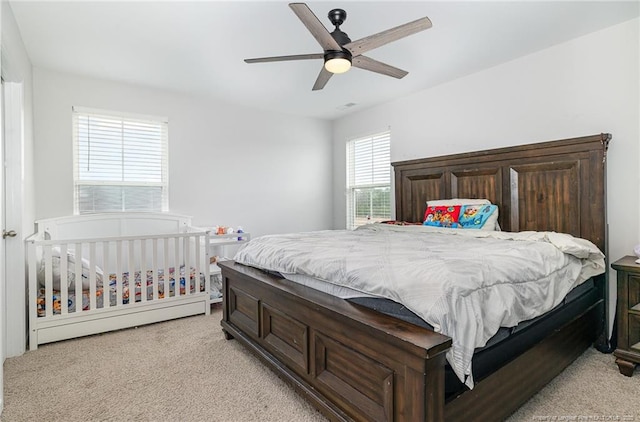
[458,204,498,229]
[423,205,462,228]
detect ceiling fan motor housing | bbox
[324,49,352,63]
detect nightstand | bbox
[612,256,640,376]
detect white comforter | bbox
[234,224,605,388]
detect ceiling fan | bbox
[244,3,432,91]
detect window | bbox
[72,107,169,214]
[346,131,391,229]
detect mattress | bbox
[348,277,602,399]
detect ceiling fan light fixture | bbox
[324,50,352,74]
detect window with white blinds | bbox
[346,131,391,230]
[72,107,169,214]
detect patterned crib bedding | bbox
[37,266,216,317]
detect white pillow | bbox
[425,198,499,231]
[37,247,104,290]
[426,198,490,207]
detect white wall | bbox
[2,0,35,358]
[33,68,333,237]
[333,18,640,331]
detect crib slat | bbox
[194,235,201,296]
[129,240,135,304]
[140,239,147,302]
[103,241,110,309]
[116,241,123,305]
[175,236,180,297]
[164,238,170,298]
[152,239,159,300]
[75,243,82,313]
[89,242,97,310]
[44,245,53,317]
[184,237,191,296]
[129,239,138,305]
[60,244,69,315]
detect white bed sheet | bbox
[234,224,605,388]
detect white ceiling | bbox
[9,1,639,120]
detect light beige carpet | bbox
[2,307,639,421]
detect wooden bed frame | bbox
[219,133,611,421]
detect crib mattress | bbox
[37,266,218,316]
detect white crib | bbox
[26,213,212,350]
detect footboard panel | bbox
[220,260,452,422]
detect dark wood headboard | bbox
[392,133,611,254]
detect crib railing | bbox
[26,229,211,349]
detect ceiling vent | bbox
[337,102,357,110]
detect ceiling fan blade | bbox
[289,3,342,52]
[245,53,323,64]
[344,16,432,57]
[312,67,333,91]
[352,56,408,79]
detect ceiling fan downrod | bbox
[327,9,351,46]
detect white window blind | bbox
[72,107,169,214]
[346,131,391,230]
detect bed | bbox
[27,212,214,350]
[218,133,611,421]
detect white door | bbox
[2,80,25,361]
[0,78,6,413]
[0,80,26,415]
